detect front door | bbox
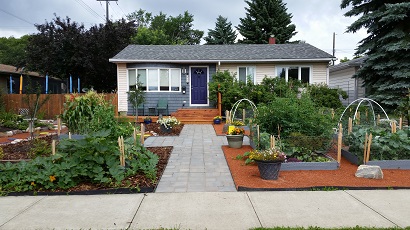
[191,67,208,105]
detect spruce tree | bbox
[237,0,297,44]
[341,1,410,111]
[204,15,237,44]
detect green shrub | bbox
[307,83,348,109]
[255,92,333,137]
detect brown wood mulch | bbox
[213,123,410,190]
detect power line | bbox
[0,7,34,26]
[73,0,105,22]
[115,1,127,17]
[108,2,121,19]
[97,0,118,23]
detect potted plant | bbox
[213,116,222,124]
[144,116,152,124]
[157,116,181,133]
[226,126,245,148]
[248,147,286,180]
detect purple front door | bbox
[191,67,208,105]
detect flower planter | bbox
[226,134,244,148]
[160,124,172,133]
[213,119,221,124]
[255,160,282,180]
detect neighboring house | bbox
[329,57,367,105]
[0,64,64,94]
[109,43,334,116]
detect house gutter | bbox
[109,58,333,64]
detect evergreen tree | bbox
[341,0,410,111]
[204,15,237,44]
[237,0,297,44]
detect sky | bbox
[0,0,367,63]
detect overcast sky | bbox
[0,0,367,63]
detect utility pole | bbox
[97,0,118,23]
[332,32,336,66]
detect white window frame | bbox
[127,68,181,92]
[237,66,256,84]
[275,66,312,83]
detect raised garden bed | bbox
[342,149,410,169]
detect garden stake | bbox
[356,112,360,125]
[377,114,380,125]
[133,128,137,146]
[363,133,368,164]
[391,121,396,133]
[270,135,275,149]
[68,132,71,139]
[118,136,125,167]
[140,123,145,145]
[242,108,245,123]
[225,110,230,124]
[348,117,353,134]
[337,123,342,165]
[51,140,56,155]
[366,133,372,163]
[257,125,260,149]
[399,117,403,130]
[57,118,61,136]
[331,109,335,119]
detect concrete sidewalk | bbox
[1,190,409,229]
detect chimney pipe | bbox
[269,35,276,44]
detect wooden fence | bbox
[2,93,118,119]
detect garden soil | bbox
[213,123,410,190]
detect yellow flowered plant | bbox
[226,127,245,135]
[248,147,286,162]
[213,116,222,120]
[49,175,56,182]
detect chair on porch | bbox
[137,104,144,116]
[156,98,168,115]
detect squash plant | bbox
[346,126,410,162]
[0,130,158,194]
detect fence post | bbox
[337,123,343,165]
[217,84,222,116]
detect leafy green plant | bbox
[27,138,52,159]
[307,83,348,109]
[255,92,333,137]
[346,126,410,162]
[0,130,159,194]
[61,91,133,139]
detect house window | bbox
[238,66,256,84]
[128,68,181,92]
[275,66,311,83]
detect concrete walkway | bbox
[144,124,249,192]
[1,190,409,229]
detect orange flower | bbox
[49,175,56,182]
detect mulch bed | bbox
[213,123,410,190]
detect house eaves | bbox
[109,58,333,64]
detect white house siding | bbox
[117,63,128,113]
[329,67,365,105]
[310,63,328,84]
[218,62,329,84]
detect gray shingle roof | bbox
[110,43,334,63]
[329,56,367,72]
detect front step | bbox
[171,108,220,124]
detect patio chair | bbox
[137,104,145,116]
[156,98,168,115]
